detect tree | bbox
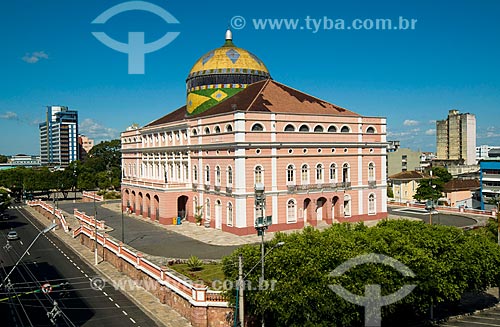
[413,178,443,202]
[222,221,500,326]
[0,188,10,211]
[0,155,8,164]
[431,166,452,183]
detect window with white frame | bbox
[255,166,263,184]
[215,166,221,185]
[193,165,198,182]
[342,163,350,183]
[227,202,233,226]
[301,164,309,184]
[206,199,211,219]
[227,166,233,185]
[329,163,337,182]
[368,162,375,181]
[316,163,324,183]
[287,199,297,223]
[344,194,351,217]
[368,193,376,214]
[205,165,210,183]
[287,164,295,184]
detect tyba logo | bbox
[329,253,416,327]
[91,1,180,74]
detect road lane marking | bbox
[129,318,136,324]
[122,310,128,316]
[84,274,89,278]
[115,303,120,308]
[19,241,23,245]
[103,292,108,296]
[109,297,114,302]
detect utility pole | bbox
[238,254,244,327]
[121,202,124,243]
[94,191,98,265]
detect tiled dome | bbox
[185,30,271,115]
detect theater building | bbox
[120,30,388,235]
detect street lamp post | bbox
[73,163,77,203]
[1,223,57,288]
[253,183,272,327]
[94,190,98,265]
[235,241,285,327]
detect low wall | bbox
[28,201,232,327]
[82,191,104,202]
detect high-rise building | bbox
[39,105,79,167]
[436,109,476,165]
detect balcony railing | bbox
[287,182,351,193]
[204,184,210,191]
[226,186,232,194]
[214,185,221,193]
[368,180,377,188]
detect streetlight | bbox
[73,162,77,203]
[1,223,57,288]
[253,183,272,327]
[93,189,99,265]
[235,241,285,327]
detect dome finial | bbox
[225,28,232,41]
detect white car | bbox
[7,230,18,240]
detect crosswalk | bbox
[7,205,24,210]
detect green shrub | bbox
[187,255,203,271]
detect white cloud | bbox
[403,119,419,126]
[0,111,19,120]
[22,51,49,64]
[425,129,435,135]
[79,118,118,140]
[428,120,436,124]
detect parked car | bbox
[7,230,18,240]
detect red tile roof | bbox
[146,79,359,127]
[443,179,480,192]
[388,171,427,180]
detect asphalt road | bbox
[57,201,239,260]
[388,206,478,227]
[0,206,158,327]
[440,306,500,326]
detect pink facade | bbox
[121,83,388,235]
[121,32,387,235]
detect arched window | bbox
[299,125,310,132]
[342,163,350,183]
[328,125,337,133]
[251,123,264,131]
[284,124,295,132]
[205,165,210,183]
[314,125,324,133]
[214,126,221,133]
[287,164,295,184]
[204,127,210,134]
[225,124,233,132]
[206,199,211,219]
[227,202,233,226]
[366,126,376,134]
[316,163,324,182]
[368,162,375,181]
[368,194,376,214]
[287,199,297,223]
[341,125,350,133]
[193,165,198,182]
[344,194,351,217]
[215,166,221,185]
[227,166,233,185]
[329,163,337,182]
[301,164,309,184]
[255,166,263,184]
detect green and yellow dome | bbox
[186,30,271,115]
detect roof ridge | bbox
[245,79,271,111]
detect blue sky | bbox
[0,0,499,155]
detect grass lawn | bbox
[169,263,225,286]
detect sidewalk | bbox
[25,205,192,327]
